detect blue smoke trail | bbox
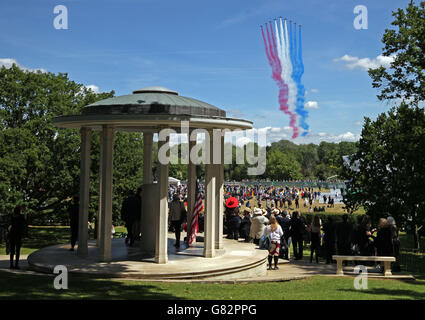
[290,23,309,136]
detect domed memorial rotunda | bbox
[52,86,252,264]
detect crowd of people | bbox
[164,182,401,272]
[0,182,400,274]
[221,197,401,272]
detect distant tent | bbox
[168,177,181,186]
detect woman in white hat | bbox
[249,208,269,245]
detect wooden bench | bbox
[332,255,396,277]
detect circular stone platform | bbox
[27,235,268,281]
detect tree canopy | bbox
[341,103,425,247]
[0,64,144,225]
[369,0,425,103]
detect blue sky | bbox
[0,0,412,145]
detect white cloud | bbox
[355,121,363,126]
[337,132,358,141]
[334,54,396,71]
[157,127,360,148]
[86,84,100,93]
[304,101,320,109]
[252,127,360,146]
[310,88,319,93]
[0,58,46,73]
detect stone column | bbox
[155,129,169,264]
[77,127,92,258]
[140,131,155,257]
[99,125,114,262]
[186,136,196,244]
[215,134,224,250]
[96,133,103,247]
[143,132,153,184]
[204,129,216,258]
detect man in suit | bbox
[289,211,306,260]
[121,187,142,246]
[169,193,187,248]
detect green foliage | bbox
[0,64,148,225]
[342,103,425,247]
[265,149,303,180]
[369,0,425,103]
[265,139,358,181]
[300,211,362,227]
[0,64,114,221]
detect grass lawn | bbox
[0,225,424,300]
[0,271,424,300]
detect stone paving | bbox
[0,236,415,283]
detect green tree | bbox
[265,149,302,181]
[369,0,425,103]
[0,64,113,222]
[342,103,425,249]
[0,64,150,226]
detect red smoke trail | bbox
[262,23,299,138]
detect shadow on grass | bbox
[0,270,182,300]
[338,287,425,300]
[21,227,70,251]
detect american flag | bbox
[189,180,203,245]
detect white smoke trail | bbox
[274,20,282,61]
[283,19,299,129]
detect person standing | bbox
[280,211,292,260]
[357,215,375,256]
[264,215,284,270]
[310,215,322,264]
[224,197,239,238]
[250,208,269,245]
[121,187,142,247]
[239,208,252,242]
[323,216,336,264]
[9,206,27,269]
[68,195,79,251]
[227,208,241,241]
[169,194,187,248]
[376,218,392,256]
[375,218,393,272]
[336,214,353,258]
[290,211,306,260]
[387,216,401,272]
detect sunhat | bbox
[225,197,239,208]
[253,207,263,215]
